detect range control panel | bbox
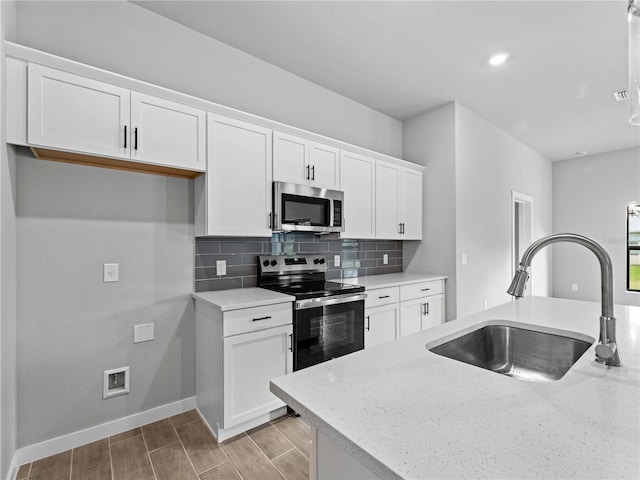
[258,255,328,274]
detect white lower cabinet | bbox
[195,299,293,441]
[365,304,398,349]
[399,280,445,337]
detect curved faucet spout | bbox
[507,233,621,367]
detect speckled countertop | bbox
[192,288,294,311]
[338,272,447,289]
[270,296,640,479]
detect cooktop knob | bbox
[270,260,278,267]
[319,258,326,264]
[313,258,320,264]
[262,260,270,267]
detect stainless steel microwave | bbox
[272,181,344,233]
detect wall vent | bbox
[613,89,629,101]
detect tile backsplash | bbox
[195,233,403,292]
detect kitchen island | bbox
[270,296,640,479]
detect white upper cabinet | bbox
[375,160,423,240]
[375,161,402,239]
[308,142,340,189]
[130,92,205,171]
[28,63,130,159]
[400,167,423,240]
[340,151,376,239]
[27,63,205,173]
[273,131,340,190]
[198,114,272,237]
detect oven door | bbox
[293,297,365,371]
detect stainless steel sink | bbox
[427,323,594,382]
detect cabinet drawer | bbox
[400,280,443,301]
[365,286,399,309]
[223,302,292,337]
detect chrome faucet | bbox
[507,233,622,367]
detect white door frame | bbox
[511,190,534,296]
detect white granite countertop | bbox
[271,296,640,479]
[192,288,294,311]
[338,272,447,289]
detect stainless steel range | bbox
[257,255,366,371]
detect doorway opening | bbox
[512,191,534,297]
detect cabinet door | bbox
[399,297,423,338]
[421,294,444,330]
[309,142,340,189]
[375,160,402,239]
[28,63,129,159]
[340,151,376,239]
[365,304,398,349]
[223,324,293,429]
[206,114,272,236]
[400,167,423,240]
[273,131,309,184]
[130,91,205,171]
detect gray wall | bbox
[1,2,18,478]
[553,147,640,307]
[403,103,458,320]
[455,104,552,317]
[15,1,403,158]
[9,0,404,449]
[16,151,195,447]
[403,103,553,320]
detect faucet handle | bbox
[595,342,617,361]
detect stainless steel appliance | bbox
[272,181,344,233]
[258,254,366,371]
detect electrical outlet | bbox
[483,300,488,310]
[103,366,130,399]
[103,263,119,283]
[572,284,578,292]
[334,255,341,267]
[461,254,468,266]
[383,254,389,265]
[134,323,154,343]
[216,260,227,276]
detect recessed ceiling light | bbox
[489,53,509,66]
[575,151,588,157]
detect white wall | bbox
[403,103,458,320]
[403,102,553,321]
[553,147,640,307]
[1,2,18,478]
[15,1,402,158]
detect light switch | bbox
[134,323,154,343]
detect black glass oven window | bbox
[294,300,364,371]
[282,194,329,226]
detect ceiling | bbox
[133,1,639,161]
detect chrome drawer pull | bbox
[378,295,391,299]
[252,316,272,322]
[421,288,431,291]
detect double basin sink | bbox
[426,321,594,382]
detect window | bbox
[628,204,640,292]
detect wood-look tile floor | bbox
[16,410,310,480]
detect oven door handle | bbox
[295,293,367,310]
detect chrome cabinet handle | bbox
[366,315,370,331]
[134,127,138,150]
[268,212,272,229]
[426,302,430,315]
[124,125,127,149]
[311,165,315,181]
[252,316,272,322]
[306,165,310,180]
[288,333,293,352]
[421,288,431,292]
[378,295,391,299]
[422,303,427,315]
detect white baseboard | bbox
[6,396,195,479]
